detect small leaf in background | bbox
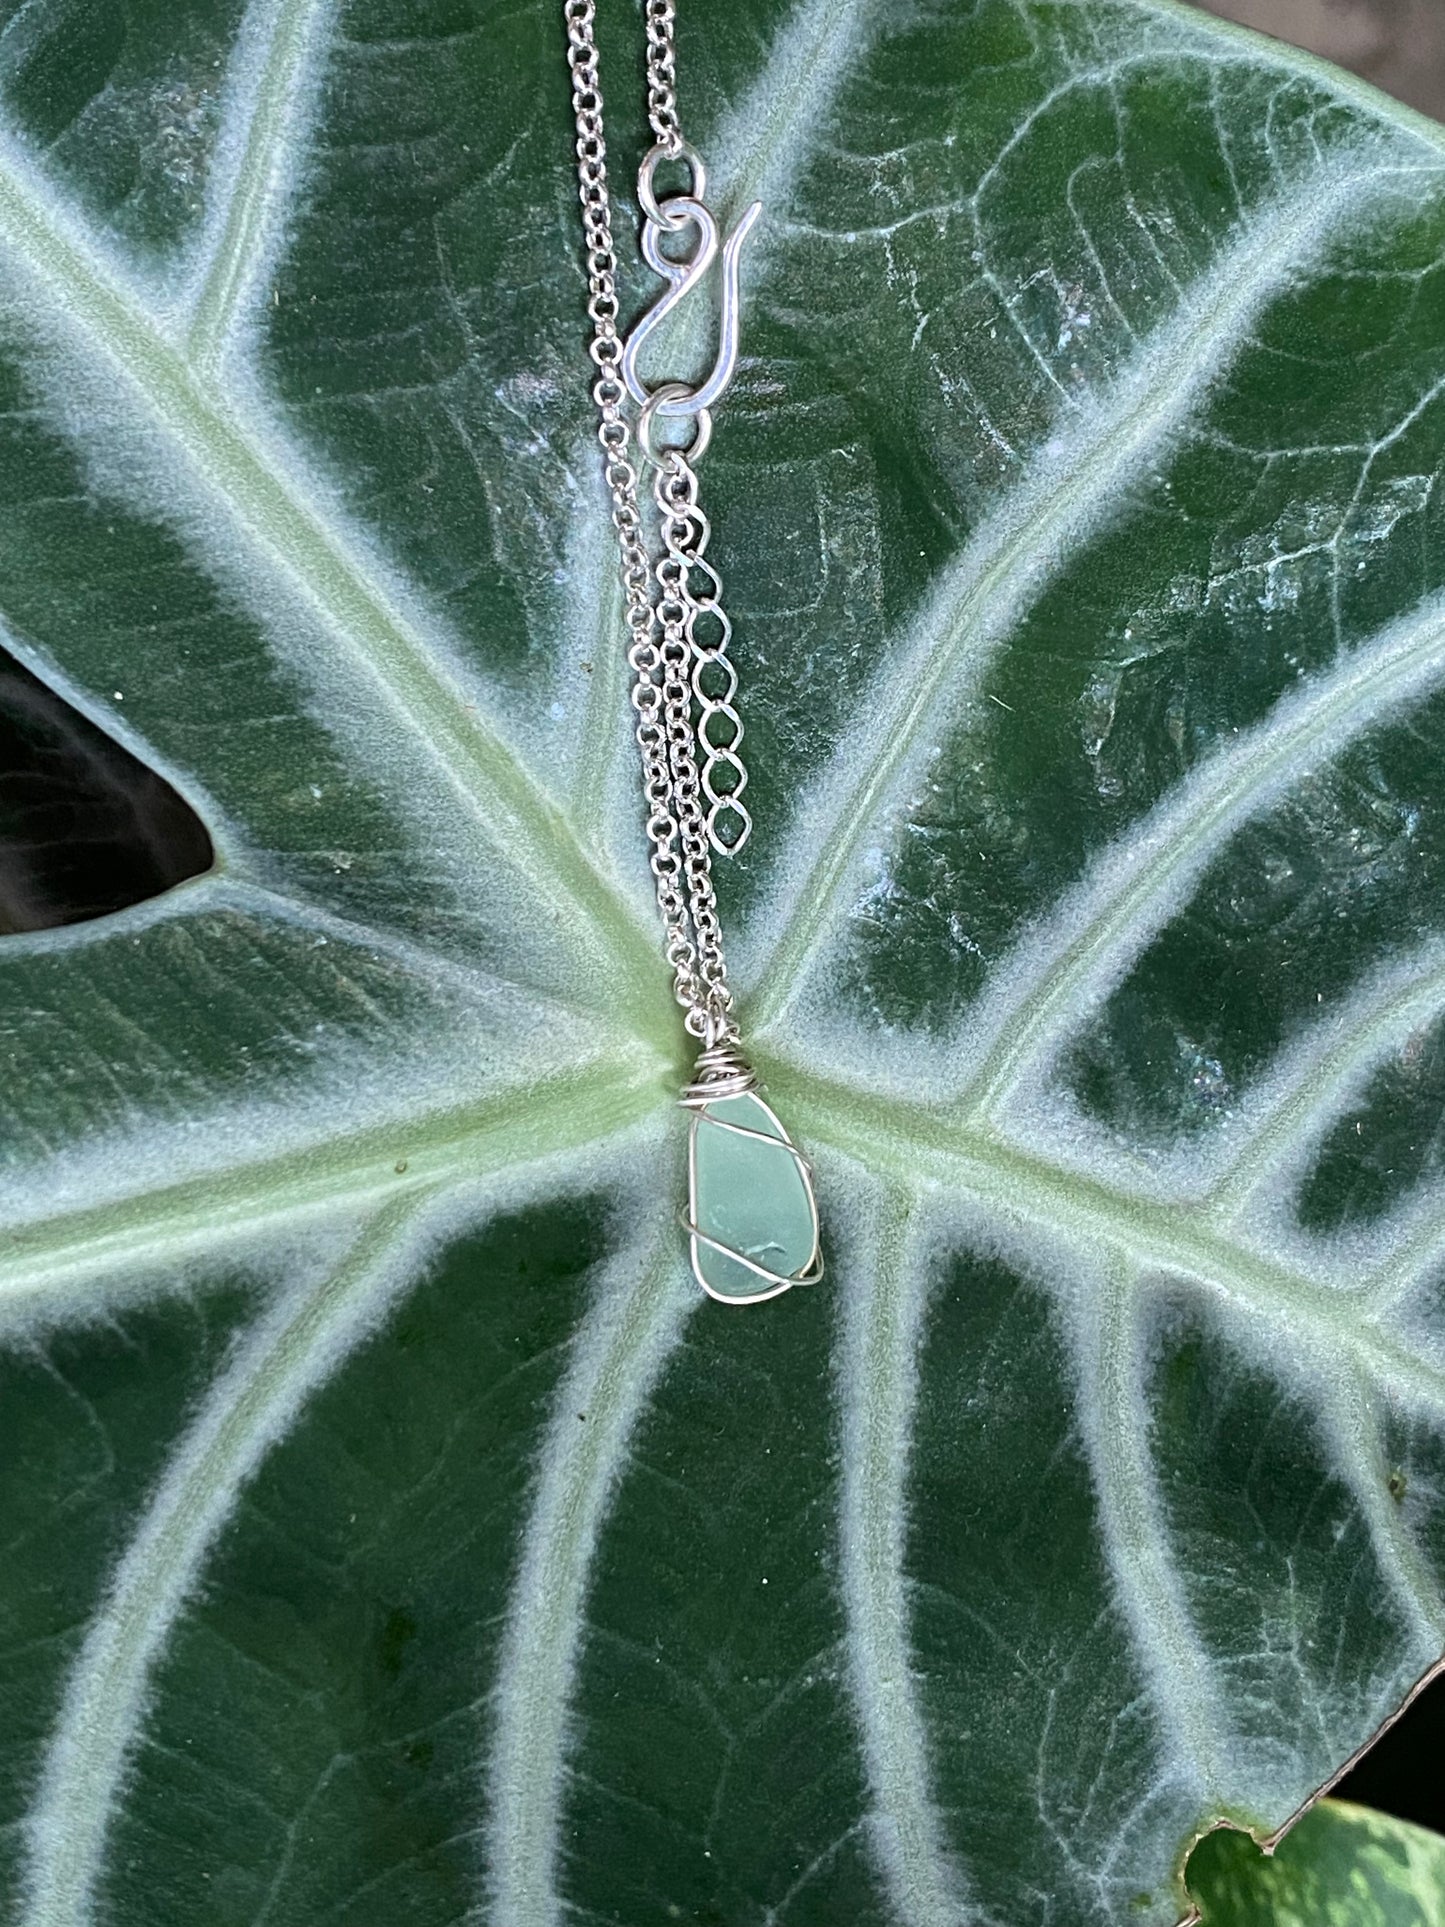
[1189,1799,1445,1926]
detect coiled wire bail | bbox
[679,1035,757,1110]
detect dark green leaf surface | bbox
[4,1,1445,1923]
[1190,1799,1445,1926]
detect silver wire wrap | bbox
[679,1038,758,1107]
[563,0,752,1046]
[679,1043,824,1296]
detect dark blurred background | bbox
[1201,0,1445,119]
[0,651,211,932]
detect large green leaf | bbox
[5,0,1445,1920]
[1190,1800,1445,1925]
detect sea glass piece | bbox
[687,1091,820,1303]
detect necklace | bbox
[563,0,822,1304]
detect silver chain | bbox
[643,0,682,156]
[563,0,752,1047]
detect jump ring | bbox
[638,139,706,228]
[636,381,712,467]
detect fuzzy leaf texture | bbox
[3,0,1445,1922]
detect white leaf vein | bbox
[749,157,1397,1032]
[185,0,335,370]
[21,1196,427,1927]
[484,1223,692,1927]
[0,128,657,1014]
[838,1188,969,1927]
[963,588,1445,1121]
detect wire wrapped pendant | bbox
[681,1044,823,1303]
[563,3,823,1305]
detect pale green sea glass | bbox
[688,1092,819,1302]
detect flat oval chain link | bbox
[654,452,734,1009]
[659,454,752,851]
[563,0,736,1044]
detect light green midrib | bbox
[0,1047,672,1299]
[1365,1197,1445,1313]
[0,154,661,1030]
[748,465,1040,1035]
[15,1041,1445,1432]
[721,0,865,227]
[186,0,321,369]
[772,1067,1445,1419]
[1094,1261,1230,1795]
[1324,1366,1445,1650]
[840,1187,964,1927]
[486,1232,686,1927]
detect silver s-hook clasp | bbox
[621,141,761,427]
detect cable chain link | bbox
[644,0,682,157]
[563,0,737,1045]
